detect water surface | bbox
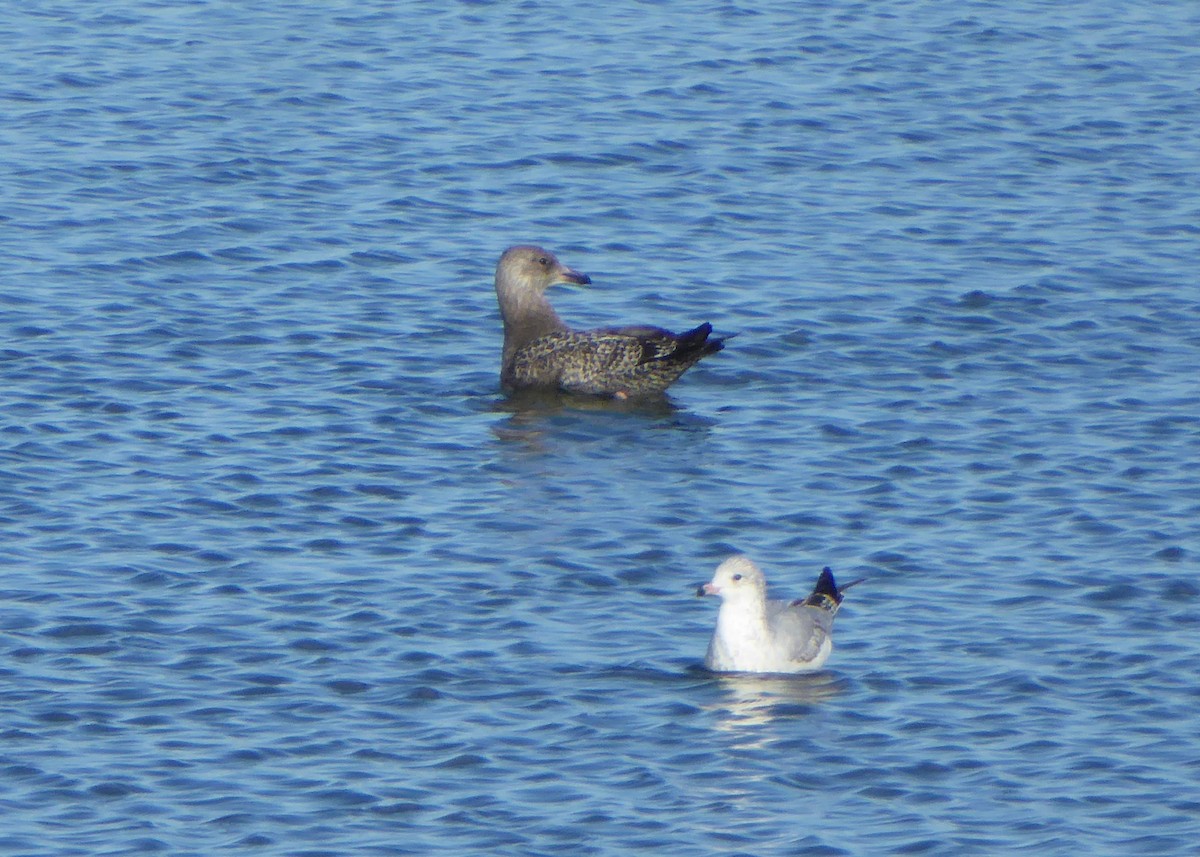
[2,1,1199,855]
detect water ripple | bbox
[2,0,1199,855]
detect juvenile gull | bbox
[697,556,862,674]
[495,245,726,397]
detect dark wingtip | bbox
[792,568,865,610]
[678,322,733,358]
[814,566,842,602]
[679,322,712,345]
[796,566,845,610]
[708,328,737,354]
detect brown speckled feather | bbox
[507,323,724,396]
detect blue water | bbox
[3,1,1200,854]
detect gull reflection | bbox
[707,671,846,742]
[488,388,713,447]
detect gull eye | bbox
[732,573,743,581]
[537,257,549,266]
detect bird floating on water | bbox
[494,245,726,398]
[697,556,863,674]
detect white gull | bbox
[697,555,862,674]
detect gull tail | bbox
[798,567,865,614]
[669,322,728,362]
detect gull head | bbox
[496,245,591,297]
[696,555,766,602]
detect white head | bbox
[698,555,767,603]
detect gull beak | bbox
[695,582,718,597]
[558,267,591,286]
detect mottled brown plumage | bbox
[494,245,725,397]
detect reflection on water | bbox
[707,671,847,741]
[495,388,685,418]
[489,388,714,446]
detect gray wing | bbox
[765,599,832,665]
